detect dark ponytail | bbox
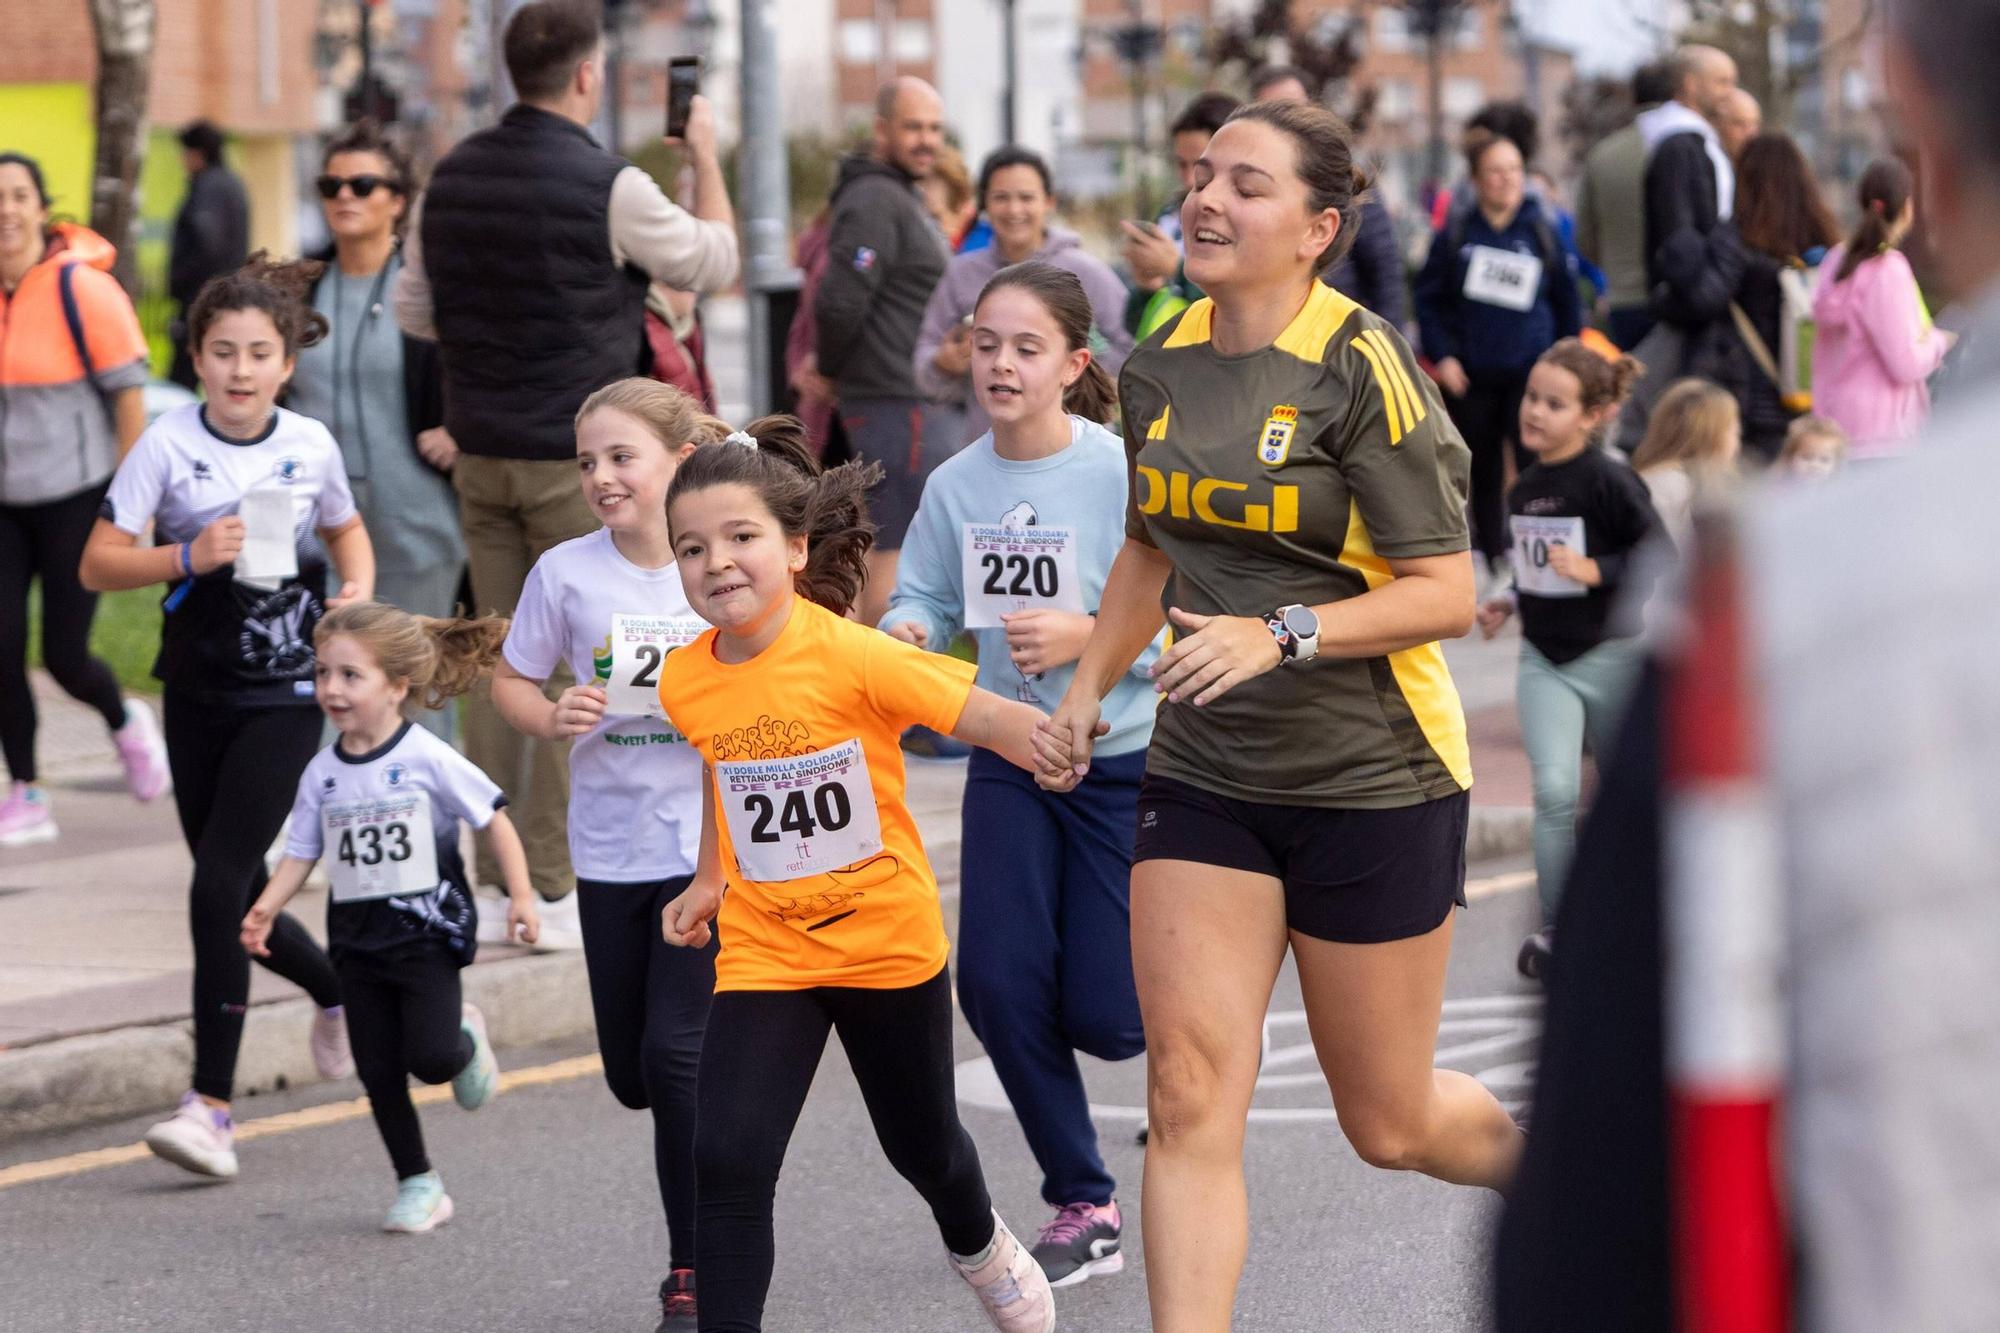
[1833,158,1914,285]
[973,261,1119,424]
[187,250,329,357]
[664,413,885,616]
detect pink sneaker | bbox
[950,1212,1055,1333]
[1030,1200,1124,1288]
[112,698,171,802]
[311,1005,354,1080]
[0,783,56,847]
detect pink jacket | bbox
[1810,244,1951,457]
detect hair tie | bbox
[1868,198,1887,215]
[723,430,759,452]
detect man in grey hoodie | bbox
[815,76,954,626]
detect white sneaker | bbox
[530,891,584,952]
[951,1211,1055,1333]
[383,1170,454,1233]
[310,1005,354,1080]
[111,697,171,801]
[144,1092,238,1179]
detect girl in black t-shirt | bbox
[1478,338,1657,977]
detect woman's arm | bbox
[1859,255,1953,386]
[1034,538,1169,783]
[912,277,968,405]
[1151,552,1476,707]
[320,516,375,608]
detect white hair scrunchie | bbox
[723,430,759,452]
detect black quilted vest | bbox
[421,106,646,460]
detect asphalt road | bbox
[0,861,1539,1333]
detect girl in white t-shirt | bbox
[80,256,376,1181]
[492,378,724,1328]
[241,601,540,1234]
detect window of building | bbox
[1444,77,1483,120]
[1374,7,1410,53]
[1377,78,1416,123]
[892,19,932,62]
[837,18,876,63]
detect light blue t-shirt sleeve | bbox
[879,470,965,653]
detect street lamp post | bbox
[1000,0,1018,144]
[1407,0,1462,203]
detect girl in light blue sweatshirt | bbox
[882,263,1159,1290]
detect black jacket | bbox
[1731,250,1799,459]
[420,106,645,460]
[1643,133,1744,331]
[169,165,250,305]
[1325,197,1409,330]
[814,154,948,401]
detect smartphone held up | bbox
[667,57,701,140]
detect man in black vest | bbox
[167,120,250,390]
[394,0,737,938]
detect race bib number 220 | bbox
[716,739,883,882]
[961,524,1084,628]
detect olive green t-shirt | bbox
[1120,283,1474,808]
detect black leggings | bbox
[1448,370,1532,565]
[338,949,474,1179]
[695,968,995,1331]
[163,695,341,1100]
[576,876,717,1271]
[0,485,127,783]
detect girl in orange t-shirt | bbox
[658,415,1073,1333]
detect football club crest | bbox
[1258,406,1299,466]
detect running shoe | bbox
[530,890,584,952]
[1516,929,1554,981]
[112,697,171,801]
[655,1269,698,1330]
[383,1171,454,1233]
[310,1005,354,1080]
[949,1211,1055,1333]
[1030,1200,1124,1288]
[452,1003,498,1110]
[0,783,56,847]
[143,1091,237,1179]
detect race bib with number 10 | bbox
[1509,515,1589,598]
[961,524,1084,628]
[602,613,707,718]
[716,738,884,882]
[322,793,439,902]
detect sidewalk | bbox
[0,628,1530,1140]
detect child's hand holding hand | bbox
[552,684,609,737]
[663,879,723,949]
[240,902,276,957]
[1477,597,1514,639]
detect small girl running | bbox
[492,378,725,1328]
[240,602,541,1233]
[882,262,1155,1288]
[81,255,375,1180]
[1478,338,1659,978]
[1777,414,1847,481]
[658,418,1060,1333]
[1630,378,1742,559]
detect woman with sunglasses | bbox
[290,123,463,734]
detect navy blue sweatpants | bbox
[955,746,1147,1208]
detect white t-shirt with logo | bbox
[102,403,358,704]
[502,527,704,883]
[282,721,502,962]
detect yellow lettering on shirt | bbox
[1135,465,1298,533]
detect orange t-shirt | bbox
[659,596,976,991]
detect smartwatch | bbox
[1266,603,1320,664]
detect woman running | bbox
[1037,99,1524,1332]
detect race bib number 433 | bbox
[603,613,706,718]
[323,794,438,902]
[717,738,883,882]
[961,524,1084,627]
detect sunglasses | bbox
[315,174,398,200]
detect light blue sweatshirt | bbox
[881,416,1161,757]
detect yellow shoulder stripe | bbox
[1350,335,1407,444]
[1161,299,1215,349]
[1274,283,1361,362]
[1362,328,1427,433]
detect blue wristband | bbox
[177,542,192,577]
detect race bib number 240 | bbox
[716,739,883,882]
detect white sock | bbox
[953,1234,999,1268]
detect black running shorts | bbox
[1130,773,1469,944]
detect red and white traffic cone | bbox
[1662,509,1789,1333]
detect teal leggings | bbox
[1517,637,1643,922]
